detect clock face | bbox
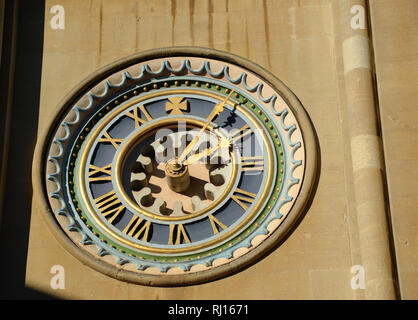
[34,47,318,286]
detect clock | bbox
[33,47,318,286]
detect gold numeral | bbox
[230,124,253,142]
[88,163,112,182]
[94,190,125,223]
[165,97,188,115]
[168,224,190,245]
[98,132,124,149]
[126,105,153,128]
[241,156,264,172]
[122,215,151,242]
[208,214,227,235]
[231,188,257,211]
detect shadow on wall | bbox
[0,0,53,299]
[0,0,322,297]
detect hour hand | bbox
[179,89,235,162]
[184,138,232,166]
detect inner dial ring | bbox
[114,117,240,223]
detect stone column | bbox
[335,0,398,299]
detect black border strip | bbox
[0,0,48,299]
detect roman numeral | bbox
[168,224,190,245]
[99,132,123,149]
[88,163,112,182]
[231,188,257,211]
[230,124,253,143]
[241,156,264,172]
[208,214,227,235]
[126,105,153,128]
[94,190,125,223]
[122,215,151,242]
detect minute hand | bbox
[179,88,235,163]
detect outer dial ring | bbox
[33,47,318,286]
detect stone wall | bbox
[0,0,415,299]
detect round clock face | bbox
[34,47,318,286]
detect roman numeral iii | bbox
[241,156,264,172]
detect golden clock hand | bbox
[183,147,216,166]
[179,89,235,163]
[183,139,231,166]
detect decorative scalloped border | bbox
[68,81,283,253]
[39,49,311,285]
